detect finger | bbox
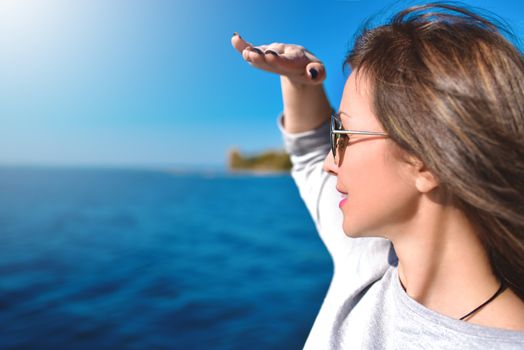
[250,47,320,79]
[231,33,271,67]
[231,32,254,53]
[240,47,287,75]
[243,46,267,66]
[254,44,269,52]
[262,50,306,76]
[305,62,326,84]
[269,52,311,75]
[264,43,286,54]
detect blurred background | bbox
[0,0,522,349]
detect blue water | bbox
[0,166,332,350]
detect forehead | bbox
[339,71,381,129]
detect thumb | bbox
[305,62,326,84]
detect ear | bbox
[407,156,439,193]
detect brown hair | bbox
[344,2,524,300]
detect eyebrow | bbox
[337,111,352,130]
[337,110,352,119]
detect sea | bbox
[0,166,332,350]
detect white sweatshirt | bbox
[277,113,524,349]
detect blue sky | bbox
[1,0,523,169]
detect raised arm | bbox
[230,33,353,261]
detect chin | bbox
[342,225,366,238]
[342,221,385,239]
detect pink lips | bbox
[337,187,348,208]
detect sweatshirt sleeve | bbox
[276,112,362,264]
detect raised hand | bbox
[231,33,326,85]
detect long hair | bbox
[344,2,524,300]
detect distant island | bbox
[227,148,292,173]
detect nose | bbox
[323,151,339,175]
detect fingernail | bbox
[251,47,264,55]
[264,50,278,56]
[309,68,318,80]
[233,32,238,36]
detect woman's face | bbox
[323,71,420,238]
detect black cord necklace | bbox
[399,278,507,321]
[459,281,506,321]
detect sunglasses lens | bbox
[331,132,337,158]
[331,113,348,165]
[335,134,348,165]
[331,114,340,152]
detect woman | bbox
[231,3,524,348]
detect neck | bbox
[391,194,501,320]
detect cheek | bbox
[340,142,418,235]
[343,140,392,193]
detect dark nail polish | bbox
[264,50,278,56]
[252,47,264,55]
[233,32,238,37]
[309,68,318,79]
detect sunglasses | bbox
[330,109,389,166]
